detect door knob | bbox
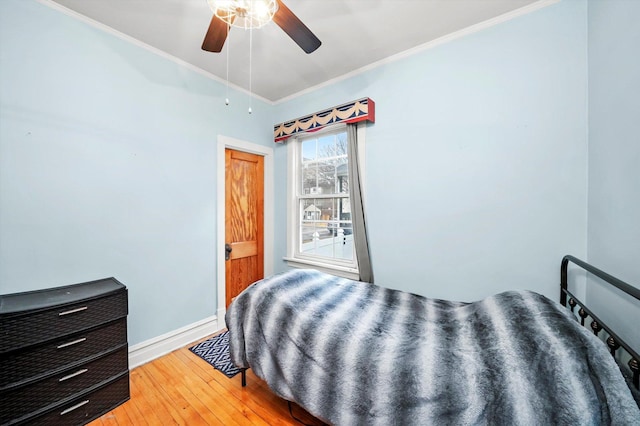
[225,243,232,261]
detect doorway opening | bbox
[216,135,274,323]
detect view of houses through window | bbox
[298,129,353,262]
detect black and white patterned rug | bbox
[189,331,242,378]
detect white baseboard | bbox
[128,315,223,369]
[217,307,226,326]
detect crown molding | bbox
[274,0,561,104]
[36,0,274,105]
[36,0,559,106]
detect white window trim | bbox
[285,124,366,280]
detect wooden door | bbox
[225,149,264,307]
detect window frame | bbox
[284,124,366,279]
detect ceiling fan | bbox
[202,0,322,54]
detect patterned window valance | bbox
[274,97,375,143]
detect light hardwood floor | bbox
[88,335,323,425]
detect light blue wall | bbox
[274,0,588,302]
[0,0,273,345]
[586,0,640,346]
[1,0,607,347]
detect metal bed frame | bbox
[561,254,640,390]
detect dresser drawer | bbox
[0,278,129,425]
[0,346,128,424]
[0,290,127,353]
[24,372,130,426]
[1,319,127,388]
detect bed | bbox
[225,255,640,425]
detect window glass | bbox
[295,129,353,264]
[317,135,334,159]
[300,137,349,196]
[301,139,317,161]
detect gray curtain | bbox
[347,123,374,283]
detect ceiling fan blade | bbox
[202,15,230,52]
[273,0,321,54]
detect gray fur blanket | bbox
[225,269,640,425]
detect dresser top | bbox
[0,278,125,315]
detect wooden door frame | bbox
[216,135,274,323]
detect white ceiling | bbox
[49,0,542,103]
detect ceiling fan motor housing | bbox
[208,0,278,29]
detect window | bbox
[285,125,364,278]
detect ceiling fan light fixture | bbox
[207,0,278,29]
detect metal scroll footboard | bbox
[560,255,640,390]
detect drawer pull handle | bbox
[60,400,89,416]
[59,368,88,382]
[59,306,88,316]
[56,337,87,349]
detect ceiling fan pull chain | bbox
[225,21,230,106]
[248,21,253,115]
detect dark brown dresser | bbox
[0,278,129,425]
